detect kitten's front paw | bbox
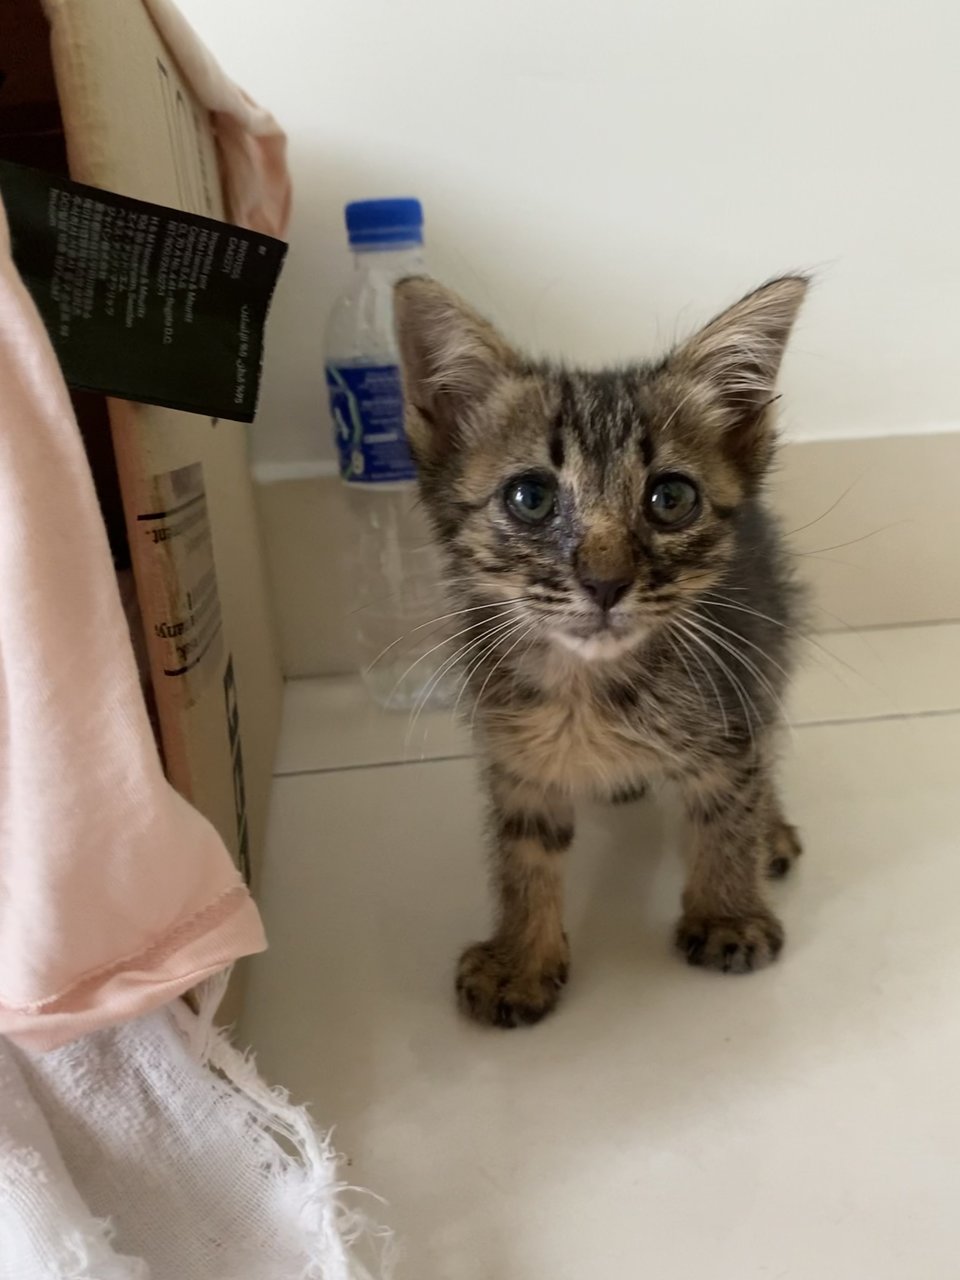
[456,940,569,1028]
[675,911,784,974]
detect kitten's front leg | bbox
[457,765,574,1028]
[675,760,786,974]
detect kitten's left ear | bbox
[672,274,809,476]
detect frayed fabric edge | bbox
[173,974,397,1280]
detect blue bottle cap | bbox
[345,198,423,249]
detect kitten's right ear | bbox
[393,277,519,465]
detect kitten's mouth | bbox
[551,619,649,662]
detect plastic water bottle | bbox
[325,198,453,710]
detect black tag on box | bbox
[0,161,286,423]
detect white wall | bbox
[180,0,960,468]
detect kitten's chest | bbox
[483,660,662,796]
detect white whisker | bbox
[673,617,758,756]
[364,599,531,675]
[403,611,529,753]
[453,618,532,721]
[682,612,794,740]
[791,522,905,558]
[784,476,863,539]
[694,609,794,685]
[668,623,730,738]
[384,607,526,707]
[697,592,870,688]
[470,622,541,732]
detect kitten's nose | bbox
[579,574,633,613]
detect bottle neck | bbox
[351,242,426,280]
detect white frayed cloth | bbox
[0,981,391,1280]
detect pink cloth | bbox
[144,0,292,238]
[0,200,267,1052]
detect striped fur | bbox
[395,275,809,1027]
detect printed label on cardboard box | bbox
[0,160,286,422]
[136,461,223,706]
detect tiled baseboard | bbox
[256,431,960,678]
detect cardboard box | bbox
[0,0,283,1015]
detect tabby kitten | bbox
[394,274,808,1028]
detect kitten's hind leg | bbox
[674,760,785,974]
[766,806,803,879]
[456,766,573,1029]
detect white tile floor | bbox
[242,623,960,1280]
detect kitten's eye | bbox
[647,474,700,529]
[504,473,557,524]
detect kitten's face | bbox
[395,276,807,662]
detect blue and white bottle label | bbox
[326,362,417,483]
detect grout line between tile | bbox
[816,616,960,637]
[791,705,960,731]
[272,705,960,781]
[273,751,472,780]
